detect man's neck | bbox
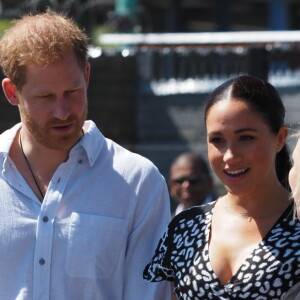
[9,129,72,201]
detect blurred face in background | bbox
[169,159,212,208]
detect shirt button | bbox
[39,258,45,265]
[78,159,83,164]
[43,216,49,223]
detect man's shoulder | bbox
[103,139,166,189]
[86,121,156,169]
[105,137,156,170]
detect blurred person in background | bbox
[168,152,214,215]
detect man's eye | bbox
[66,88,80,94]
[38,94,51,99]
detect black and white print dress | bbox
[143,201,300,300]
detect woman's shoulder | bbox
[170,201,216,228]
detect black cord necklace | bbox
[19,133,44,199]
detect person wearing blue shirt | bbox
[0,10,170,300]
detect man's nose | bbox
[181,180,191,188]
[53,96,70,120]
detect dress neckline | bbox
[206,201,294,288]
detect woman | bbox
[143,75,300,299]
[282,133,300,300]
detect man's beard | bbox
[19,104,87,151]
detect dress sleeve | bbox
[143,223,175,282]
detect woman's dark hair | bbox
[204,74,291,191]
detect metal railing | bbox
[99,31,300,95]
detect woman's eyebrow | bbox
[234,128,258,134]
[208,128,258,135]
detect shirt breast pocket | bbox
[65,212,128,279]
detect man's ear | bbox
[84,63,90,88]
[2,78,20,106]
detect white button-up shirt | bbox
[0,120,171,300]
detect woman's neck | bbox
[222,183,291,219]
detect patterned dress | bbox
[143,202,300,300]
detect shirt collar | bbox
[0,123,21,155]
[74,120,104,167]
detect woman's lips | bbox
[224,168,250,178]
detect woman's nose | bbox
[223,145,240,163]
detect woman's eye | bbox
[239,135,254,141]
[209,137,224,144]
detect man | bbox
[0,10,170,300]
[169,152,214,215]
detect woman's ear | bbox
[2,78,20,106]
[277,126,288,152]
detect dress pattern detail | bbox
[143,202,300,299]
